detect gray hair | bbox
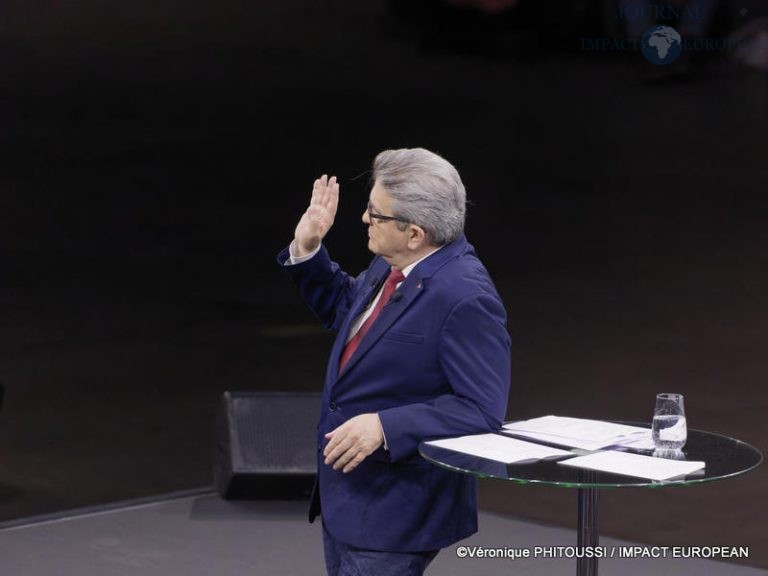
[372,148,466,245]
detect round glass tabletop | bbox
[418,423,763,489]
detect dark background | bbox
[1,0,767,568]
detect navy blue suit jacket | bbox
[277,234,511,552]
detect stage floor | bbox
[1,491,765,576]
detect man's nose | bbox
[362,210,370,225]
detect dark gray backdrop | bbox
[0,0,766,568]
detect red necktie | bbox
[339,268,405,372]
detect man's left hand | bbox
[324,414,384,474]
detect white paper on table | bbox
[610,432,656,451]
[557,450,705,481]
[502,416,649,450]
[425,433,573,464]
[500,429,608,451]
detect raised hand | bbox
[293,174,339,256]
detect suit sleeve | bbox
[276,244,368,334]
[377,292,511,462]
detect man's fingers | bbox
[310,178,323,206]
[323,432,354,466]
[323,424,366,469]
[327,447,353,469]
[318,174,329,206]
[327,179,339,216]
[294,174,338,256]
[342,452,366,474]
[312,174,327,195]
[320,175,336,209]
[327,441,370,471]
[332,443,368,472]
[331,448,354,471]
[321,414,382,473]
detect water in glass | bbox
[652,414,687,450]
[652,393,687,450]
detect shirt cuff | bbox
[377,413,389,451]
[286,240,322,265]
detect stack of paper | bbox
[503,416,650,450]
[425,433,573,464]
[558,450,705,481]
[611,433,656,451]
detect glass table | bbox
[419,423,762,576]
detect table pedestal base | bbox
[577,486,599,576]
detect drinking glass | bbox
[652,393,687,451]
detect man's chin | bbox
[367,239,390,262]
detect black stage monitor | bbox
[214,391,320,500]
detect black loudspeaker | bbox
[213,391,320,500]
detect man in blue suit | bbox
[278,148,511,575]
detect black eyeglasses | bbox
[366,201,409,224]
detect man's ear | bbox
[407,224,427,250]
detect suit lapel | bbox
[330,235,471,383]
[327,260,389,382]
[336,272,425,376]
